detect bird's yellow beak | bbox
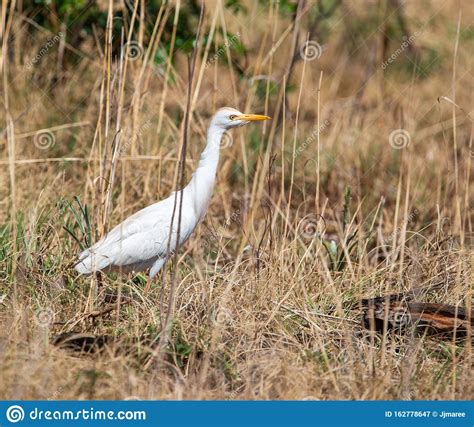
[236,113,271,121]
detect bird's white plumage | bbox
[75,107,269,278]
[75,192,194,277]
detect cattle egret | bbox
[74,107,270,279]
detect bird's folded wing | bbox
[78,195,196,265]
[78,197,174,258]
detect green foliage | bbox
[384,45,441,79]
[457,24,474,41]
[0,222,12,282]
[220,351,238,382]
[411,47,441,78]
[254,79,279,101]
[249,128,264,153]
[132,273,148,287]
[302,348,327,366]
[307,0,342,39]
[28,0,108,51]
[32,0,92,19]
[0,213,27,279]
[25,1,229,65]
[269,0,297,16]
[225,0,248,14]
[59,196,92,251]
[170,322,193,369]
[321,186,358,272]
[204,29,246,70]
[0,223,10,265]
[229,160,243,186]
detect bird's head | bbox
[211,107,270,130]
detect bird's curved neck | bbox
[185,124,225,218]
[199,125,225,169]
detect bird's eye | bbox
[229,114,237,120]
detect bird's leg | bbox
[144,258,166,296]
[96,271,104,294]
[144,276,152,295]
[86,271,103,312]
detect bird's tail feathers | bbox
[74,251,111,275]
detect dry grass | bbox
[0,0,472,400]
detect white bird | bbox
[74,107,270,280]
